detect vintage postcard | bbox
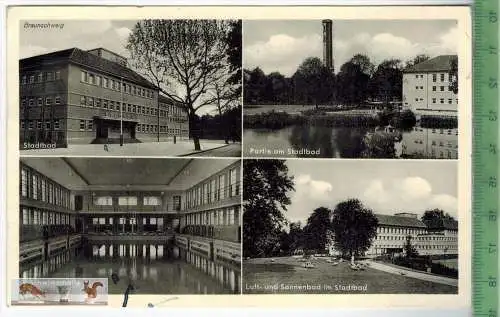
[6,5,471,310]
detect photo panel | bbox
[18,19,242,158]
[243,19,460,159]
[242,159,459,295]
[17,157,242,301]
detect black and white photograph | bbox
[19,157,242,295]
[19,19,242,157]
[243,159,459,294]
[243,20,459,159]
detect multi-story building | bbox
[18,158,241,294]
[19,47,189,149]
[327,212,458,257]
[402,55,458,117]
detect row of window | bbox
[21,120,61,130]
[429,140,456,148]
[91,216,167,226]
[185,167,239,209]
[412,127,458,135]
[416,236,457,241]
[21,165,72,209]
[21,96,62,107]
[81,70,155,99]
[21,71,62,85]
[377,227,426,235]
[136,124,187,135]
[431,98,458,104]
[79,95,186,120]
[414,85,454,92]
[21,207,72,225]
[94,195,181,210]
[413,73,454,83]
[184,207,239,226]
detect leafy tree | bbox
[449,55,458,94]
[405,54,430,69]
[127,19,240,150]
[243,160,295,258]
[421,208,455,227]
[292,57,335,106]
[361,133,397,158]
[369,59,403,103]
[244,67,269,104]
[288,221,304,253]
[331,199,378,264]
[350,54,375,76]
[404,235,419,259]
[336,61,370,107]
[302,207,333,253]
[391,109,417,130]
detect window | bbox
[21,75,27,84]
[29,75,35,83]
[173,196,181,211]
[37,98,43,106]
[37,73,43,82]
[95,196,113,206]
[21,121,25,129]
[440,73,445,81]
[415,86,419,90]
[219,175,225,200]
[55,71,61,80]
[55,96,61,105]
[440,98,444,104]
[46,72,54,81]
[87,120,93,130]
[432,74,437,82]
[45,120,51,129]
[415,98,418,102]
[118,196,137,206]
[103,77,108,88]
[89,73,95,85]
[32,175,38,199]
[54,119,60,130]
[28,121,33,130]
[37,120,42,129]
[96,99,101,108]
[143,196,161,206]
[79,120,85,131]
[103,100,108,109]
[29,99,34,106]
[45,97,52,106]
[81,71,87,82]
[96,76,101,86]
[432,98,436,103]
[230,168,238,196]
[80,96,86,105]
[88,97,94,107]
[21,168,28,197]
[448,98,452,104]
[440,86,445,91]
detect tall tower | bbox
[322,19,333,72]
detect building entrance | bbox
[92,117,139,144]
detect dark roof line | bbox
[375,214,427,228]
[20,48,158,90]
[404,54,458,73]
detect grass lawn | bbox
[243,256,458,294]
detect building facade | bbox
[327,212,458,257]
[402,55,458,117]
[20,47,189,149]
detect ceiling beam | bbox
[61,158,90,185]
[166,159,194,185]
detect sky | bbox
[19,20,227,115]
[243,19,458,77]
[283,159,458,226]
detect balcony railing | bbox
[20,225,78,243]
[180,225,240,243]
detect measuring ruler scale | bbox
[473,0,499,316]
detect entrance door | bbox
[96,120,108,139]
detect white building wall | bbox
[403,72,458,117]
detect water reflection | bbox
[244,125,458,159]
[20,243,240,295]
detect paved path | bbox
[183,143,241,157]
[20,140,232,157]
[366,260,458,287]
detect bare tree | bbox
[126,19,239,150]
